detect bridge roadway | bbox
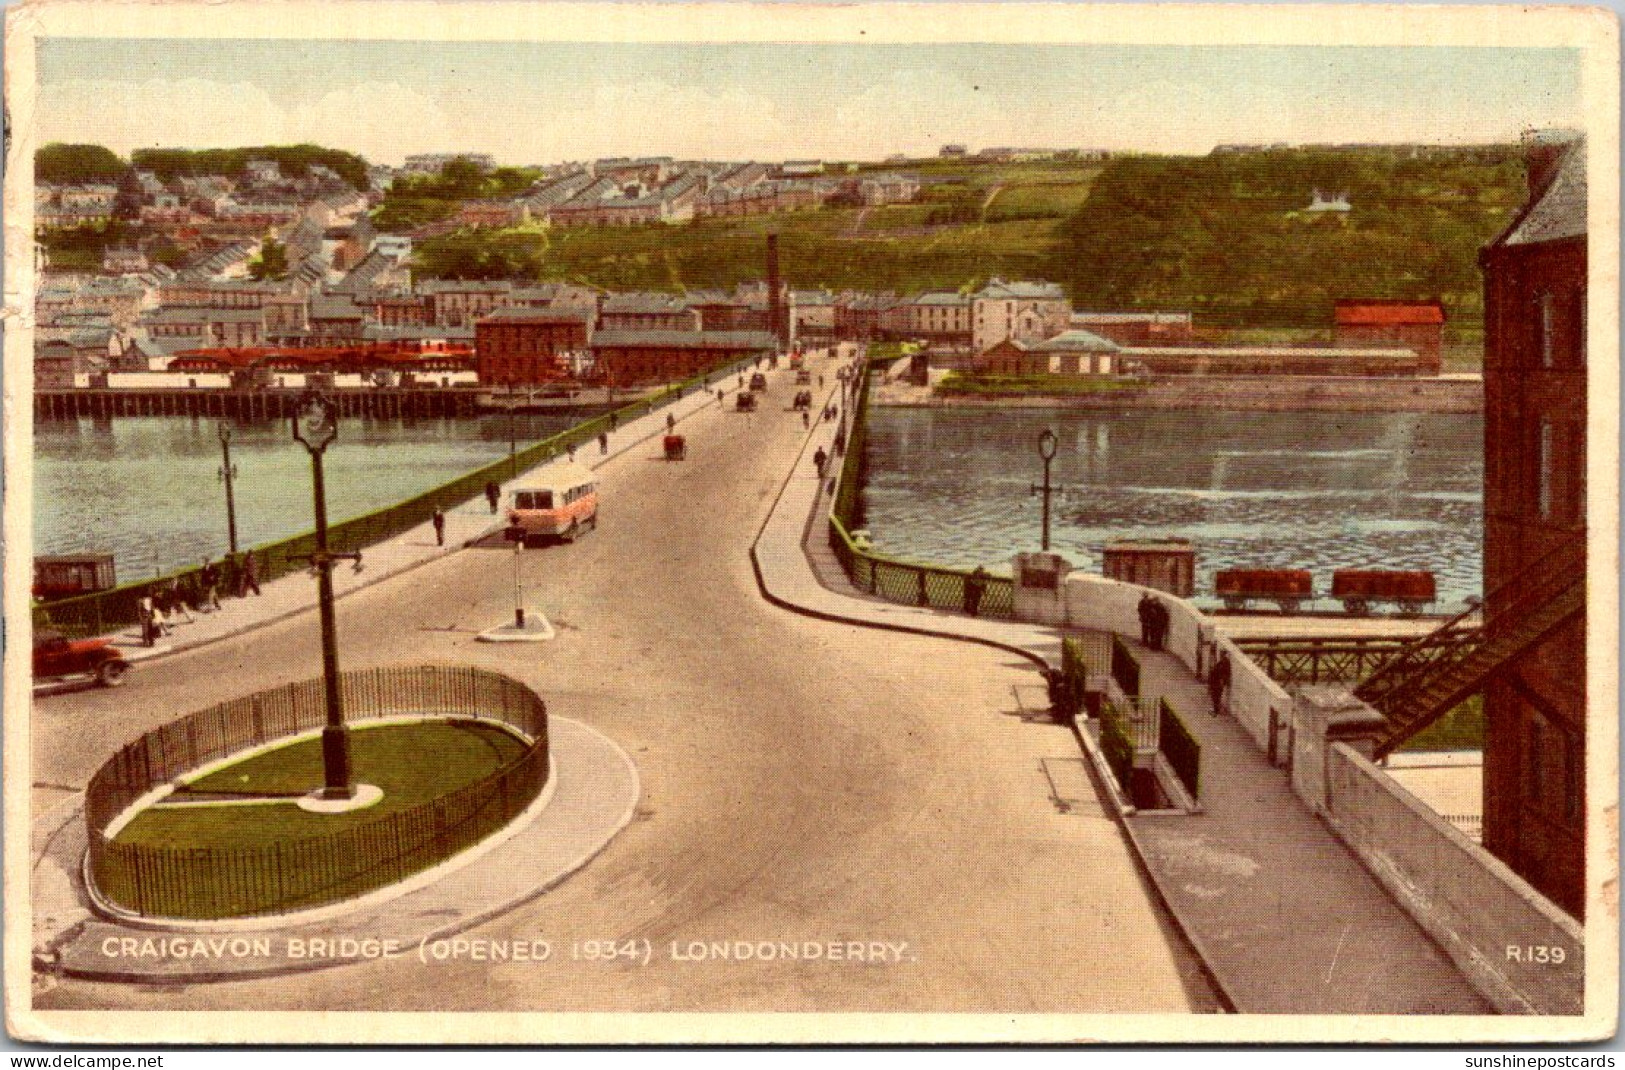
[32,348,1217,1017]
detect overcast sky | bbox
[37,38,1582,165]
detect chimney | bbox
[1522,129,1578,200]
[766,233,785,349]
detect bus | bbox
[507,461,599,543]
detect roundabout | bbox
[32,666,639,983]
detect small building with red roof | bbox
[1332,299,1446,376]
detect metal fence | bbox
[86,664,549,920]
[1158,698,1201,799]
[35,359,760,638]
[825,368,1015,620]
[1111,634,1142,699]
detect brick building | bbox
[589,329,776,386]
[475,307,594,385]
[1477,133,1588,918]
[1333,299,1446,376]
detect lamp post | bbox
[506,523,527,629]
[291,391,360,801]
[1031,427,1059,552]
[506,379,519,483]
[217,422,239,555]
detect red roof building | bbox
[1332,299,1446,376]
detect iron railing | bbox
[1159,698,1201,799]
[1354,535,1583,711]
[86,664,548,920]
[35,358,761,638]
[1232,636,1431,686]
[1111,634,1142,699]
[825,366,1015,620]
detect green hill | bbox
[1048,147,1526,332]
[130,144,370,191]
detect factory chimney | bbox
[766,232,786,349]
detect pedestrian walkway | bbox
[60,378,754,665]
[750,379,1490,1016]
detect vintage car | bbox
[33,629,131,687]
[749,373,768,392]
[736,392,757,412]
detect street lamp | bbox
[505,379,519,483]
[1031,427,1059,552]
[506,523,528,629]
[291,391,361,801]
[217,422,240,555]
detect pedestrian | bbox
[833,428,846,456]
[666,412,676,433]
[239,549,261,597]
[165,578,195,624]
[432,507,446,547]
[598,431,609,455]
[802,410,810,430]
[1208,651,1233,717]
[738,374,745,389]
[818,374,824,388]
[200,558,221,611]
[567,444,576,461]
[485,480,501,514]
[609,412,618,432]
[813,446,828,476]
[964,566,989,617]
[717,389,724,406]
[138,593,157,647]
[1137,592,1155,646]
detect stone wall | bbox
[1321,743,1584,1015]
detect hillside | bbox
[413,159,1103,292]
[1048,147,1526,333]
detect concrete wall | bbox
[1322,743,1584,1015]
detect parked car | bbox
[749,373,768,392]
[33,629,131,687]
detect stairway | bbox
[1356,537,1585,758]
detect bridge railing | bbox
[825,366,1014,619]
[34,358,760,638]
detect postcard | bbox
[4,0,1618,1046]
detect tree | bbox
[248,237,290,281]
[36,143,129,185]
[113,170,146,222]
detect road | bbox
[32,351,1216,1014]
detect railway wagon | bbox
[33,554,117,602]
[1330,569,1436,616]
[1214,568,1314,613]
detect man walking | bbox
[964,566,989,617]
[200,559,221,612]
[485,480,501,514]
[432,507,446,547]
[598,431,609,455]
[813,446,828,477]
[1137,592,1155,646]
[1208,651,1233,717]
[239,549,261,597]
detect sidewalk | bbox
[750,384,1491,1016]
[59,378,752,665]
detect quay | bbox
[35,387,486,421]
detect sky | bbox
[36,38,1582,165]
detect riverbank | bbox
[876,374,1482,413]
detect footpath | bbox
[750,373,1490,1016]
[51,378,753,668]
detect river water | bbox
[860,407,1484,611]
[34,414,583,579]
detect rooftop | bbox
[592,329,777,350]
[1503,138,1586,247]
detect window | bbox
[1538,292,1555,368]
[1536,419,1554,520]
[1527,714,1544,798]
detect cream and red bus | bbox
[507,461,599,543]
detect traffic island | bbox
[33,712,639,984]
[476,609,556,643]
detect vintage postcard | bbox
[3,0,1618,1046]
